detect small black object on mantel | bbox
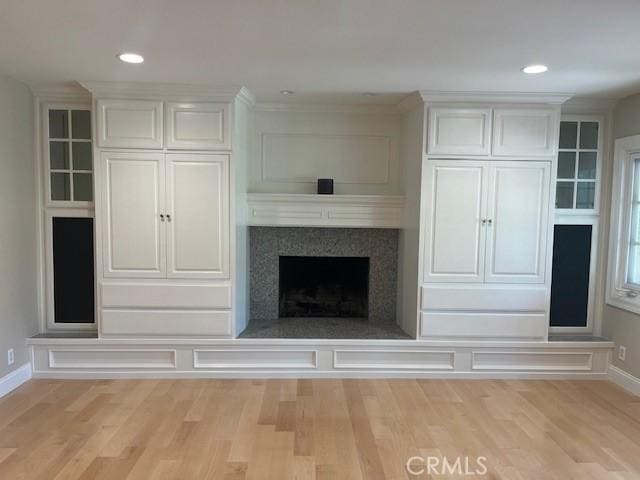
[317,178,334,194]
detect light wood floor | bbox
[0,379,639,479]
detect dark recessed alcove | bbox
[279,256,369,318]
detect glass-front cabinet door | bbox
[45,107,93,206]
[555,117,601,213]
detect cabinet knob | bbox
[481,219,487,225]
[160,214,165,222]
[487,219,493,226]
[166,214,172,222]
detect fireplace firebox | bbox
[279,256,369,318]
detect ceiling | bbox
[1,0,640,102]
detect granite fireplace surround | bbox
[246,227,404,338]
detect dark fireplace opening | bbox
[279,256,369,318]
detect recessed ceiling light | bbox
[522,64,548,74]
[280,90,294,95]
[118,52,144,64]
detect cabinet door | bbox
[427,107,491,156]
[96,99,163,149]
[102,152,165,277]
[166,154,229,279]
[485,161,550,283]
[423,160,487,283]
[492,108,558,157]
[165,102,230,150]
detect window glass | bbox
[557,152,576,179]
[49,110,68,138]
[578,152,597,179]
[627,158,640,285]
[71,110,91,139]
[556,182,574,209]
[72,142,92,170]
[559,121,578,149]
[580,122,599,149]
[51,172,71,201]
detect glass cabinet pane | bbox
[73,173,93,201]
[49,110,68,138]
[71,110,91,139]
[49,142,69,169]
[576,182,595,209]
[556,182,574,208]
[580,122,599,149]
[578,152,597,179]
[557,152,576,179]
[559,121,578,149]
[72,142,92,170]
[51,172,71,200]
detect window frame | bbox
[42,102,94,208]
[607,134,640,314]
[555,114,603,215]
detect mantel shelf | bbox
[246,193,405,229]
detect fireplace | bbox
[279,256,369,318]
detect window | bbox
[556,119,600,211]
[46,107,93,204]
[607,134,640,314]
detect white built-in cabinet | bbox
[427,106,558,158]
[101,152,230,280]
[423,160,550,285]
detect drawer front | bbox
[101,310,232,336]
[492,108,558,157]
[421,285,546,312]
[420,312,547,339]
[101,283,232,309]
[165,102,230,150]
[427,107,491,156]
[97,99,163,148]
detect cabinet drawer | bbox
[101,310,232,336]
[492,108,558,157]
[96,99,163,148]
[420,312,547,339]
[427,107,491,156]
[165,102,230,150]
[421,285,546,312]
[101,283,231,309]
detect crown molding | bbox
[79,81,245,101]
[561,96,618,114]
[30,82,91,102]
[418,90,575,105]
[253,101,400,115]
[235,87,256,108]
[396,91,424,113]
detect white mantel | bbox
[247,193,405,228]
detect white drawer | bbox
[101,310,232,337]
[420,311,547,339]
[101,283,232,309]
[421,284,546,312]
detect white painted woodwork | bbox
[261,133,390,184]
[101,310,232,336]
[420,312,547,339]
[423,160,486,283]
[102,152,165,278]
[194,350,318,369]
[49,349,177,369]
[27,339,613,377]
[247,193,404,228]
[471,351,593,371]
[421,285,547,312]
[427,107,491,156]
[101,283,231,309]
[333,350,454,370]
[485,162,550,283]
[166,154,230,278]
[96,99,163,149]
[165,102,230,150]
[492,108,558,157]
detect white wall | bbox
[250,105,402,194]
[0,73,36,378]
[603,93,640,378]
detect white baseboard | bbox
[608,365,640,396]
[0,363,32,398]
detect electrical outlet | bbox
[7,349,14,366]
[619,345,627,362]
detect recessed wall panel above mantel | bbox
[251,107,402,194]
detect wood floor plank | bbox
[0,379,637,479]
